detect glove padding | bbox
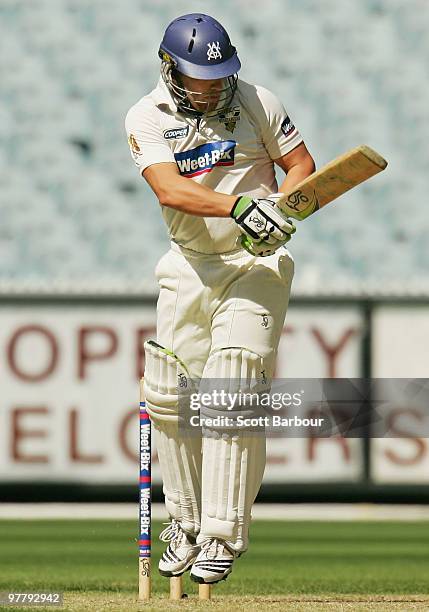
[231,194,295,256]
[240,234,288,257]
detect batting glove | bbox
[230,195,296,256]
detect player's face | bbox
[179,74,225,113]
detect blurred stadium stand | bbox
[1,0,428,295]
[1,1,429,505]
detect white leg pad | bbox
[153,421,202,534]
[200,433,265,549]
[198,347,268,552]
[143,340,202,535]
[143,340,189,422]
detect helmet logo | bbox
[207,41,222,61]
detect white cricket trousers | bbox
[155,241,294,375]
[153,241,294,550]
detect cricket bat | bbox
[276,145,387,220]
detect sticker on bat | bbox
[286,190,319,218]
[140,559,151,577]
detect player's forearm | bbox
[278,158,316,194]
[157,176,236,217]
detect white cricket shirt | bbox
[125,77,303,254]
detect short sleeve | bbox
[255,85,303,160]
[125,102,175,174]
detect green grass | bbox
[0,520,428,610]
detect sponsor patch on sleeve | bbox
[174,140,236,178]
[281,116,296,137]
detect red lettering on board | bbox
[8,326,58,382]
[78,327,118,379]
[384,409,427,465]
[311,328,357,377]
[11,407,49,463]
[69,409,103,463]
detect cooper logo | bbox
[164,126,189,140]
[174,140,236,178]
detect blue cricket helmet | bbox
[159,13,241,80]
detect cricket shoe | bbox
[190,538,237,584]
[158,519,200,577]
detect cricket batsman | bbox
[126,13,315,585]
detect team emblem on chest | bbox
[218,106,241,133]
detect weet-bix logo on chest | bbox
[174,140,236,178]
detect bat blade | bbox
[276,145,388,220]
